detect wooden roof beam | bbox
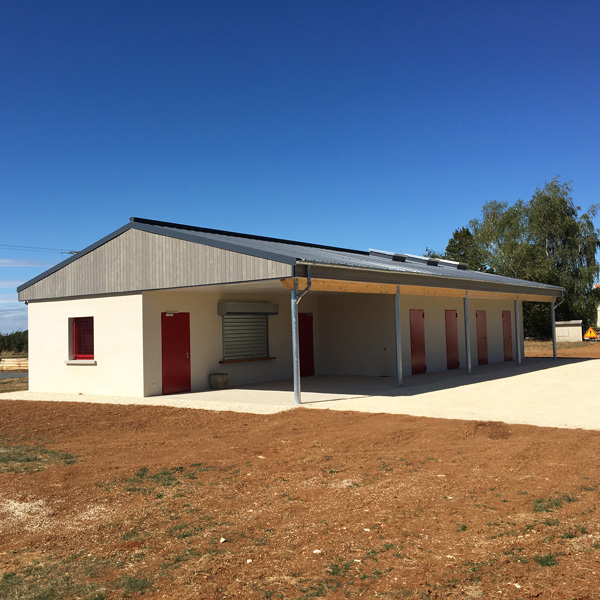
[280,278,557,302]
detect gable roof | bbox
[17,217,563,299]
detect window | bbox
[222,313,269,361]
[72,317,94,360]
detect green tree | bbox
[0,331,28,355]
[443,226,488,271]
[449,178,600,337]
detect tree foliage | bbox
[437,178,600,338]
[0,331,28,355]
[441,227,488,271]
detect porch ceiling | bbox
[280,277,556,303]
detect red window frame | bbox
[73,317,94,360]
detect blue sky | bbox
[1,0,599,333]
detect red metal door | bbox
[502,310,513,361]
[476,310,488,365]
[298,313,315,377]
[161,312,191,395]
[445,309,459,370]
[410,309,426,375]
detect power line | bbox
[0,243,76,254]
[0,308,27,313]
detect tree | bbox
[444,178,600,338]
[442,227,488,271]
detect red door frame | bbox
[445,309,459,370]
[161,312,191,395]
[298,313,315,377]
[502,310,513,361]
[410,309,426,375]
[476,310,488,365]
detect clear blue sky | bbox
[1,0,599,332]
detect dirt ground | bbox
[525,340,600,359]
[2,342,600,599]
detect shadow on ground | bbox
[238,357,592,402]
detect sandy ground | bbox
[3,354,600,429]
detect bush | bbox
[0,330,28,355]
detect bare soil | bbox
[525,339,600,359]
[0,376,28,394]
[2,342,600,598]
[2,394,600,599]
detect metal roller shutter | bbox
[222,313,269,360]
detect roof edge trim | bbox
[130,217,370,256]
[130,222,297,266]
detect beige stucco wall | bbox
[316,293,518,377]
[26,287,524,397]
[141,290,319,395]
[28,295,144,396]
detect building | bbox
[17,218,563,401]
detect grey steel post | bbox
[395,286,403,386]
[464,291,472,375]
[551,300,557,360]
[291,281,301,404]
[515,295,522,366]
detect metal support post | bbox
[395,286,403,386]
[551,300,557,360]
[291,281,301,404]
[515,295,522,366]
[464,291,472,375]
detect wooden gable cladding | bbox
[280,277,555,303]
[19,228,294,301]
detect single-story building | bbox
[17,218,564,402]
[555,320,583,343]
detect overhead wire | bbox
[0,243,74,254]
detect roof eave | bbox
[295,261,564,298]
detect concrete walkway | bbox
[2,358,599,429]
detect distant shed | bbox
[555,320,583,343]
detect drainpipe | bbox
[515,295,522,366]
[464,291,472,375]
[291,267,312,405]
[551,296,564,361]
[395,285,403,387]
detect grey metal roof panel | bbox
[17,216,563,296]
[129,218,562,294]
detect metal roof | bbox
[17,216,564,296]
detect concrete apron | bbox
[1,358,599,429]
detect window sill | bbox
[219,357,276,364]
[65,360,97,366]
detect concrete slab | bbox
[2,358,599,429]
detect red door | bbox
[476,310,488,365]
[161,312,191,394]
[298,313,315,377]
[502,310,513,361]
[410,309,426,375]
[445,309,459,370]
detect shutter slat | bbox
[222,313,269,360]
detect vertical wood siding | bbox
[20,229,293,300]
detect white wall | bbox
[27,288,524,398]
[315,293,518,377]
[555,323,583,343]
[142,290,317,395]
[28,295,144,396]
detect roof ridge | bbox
[130,217,370,256]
